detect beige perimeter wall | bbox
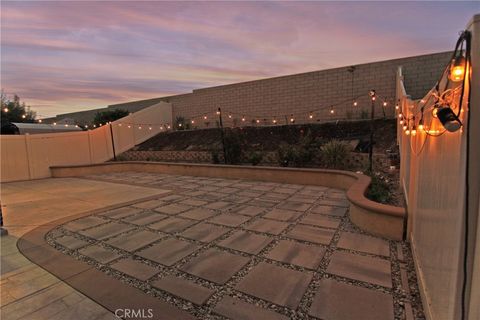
[105,52,452,128]
[1,102,172,182]
[397,15,480,320]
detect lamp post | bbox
[217,108,227,164]
[368,90,376,173]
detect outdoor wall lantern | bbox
[437,106,462,132]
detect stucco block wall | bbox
[107,51,451,128]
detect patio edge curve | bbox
[50,162,405,240]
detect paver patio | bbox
[2,172,424,319]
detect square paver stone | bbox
[263,208,302,222]
[236,262,312,308]
[277,201,311,212]
[309,279,394,320]
[222,195,251,204]
[310,205,347,217]
[106,230,163,252]
[318,198,349,207]
[219,231,273,255]
[55,235,89,250]
[149,217,197,233]
[79,245,122,264]
[155,204,192,215]
[79,222,134,240]
[209,214,250,227]
[266,240,325,269]
[300,214,341,229]
[247,199,277,208]
[180,198,209,207]
[337,232,390,257]
[214,296,289,320]
[232,205,265,217]
[123,211,167,226]
[287,225,335,245]
[180,223,230,243]
[158,194,185,202]
[152,275,215,305]
[100,207,142,219]
[110,258,159,281]
[180,249,250,284]
[137,238,200,266]
[245,219,289,235]
[132,199,165,209]
[327,251,392,288]
[204,201,235,210]
[63,216,107,231]
[287,195,317,204]
[179,208,217,220]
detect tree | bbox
[92,109,129,126]
[1,91,37,127]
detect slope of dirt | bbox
[136,119,397,153]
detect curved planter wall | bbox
[51,162,406,240]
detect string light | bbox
[395,104,399,110]
[216,110,221,115]
[149,127,152,130]
[203,115,208,120]
[256,119,260,124]
[191,120,195,124]
[64,124,68,127]
[399,119,404,125]
[3,107,8,113]
[138,126,142,129]
[330,108,335,114]
[241,116,246,122]
[85,125,89,128]
[353,101,358,106]
[167,125,171,129]
[383,101,387,107]
[418,118,424,132]
[22,114,26,119]
[38,119,43,123]
[53,122,57,126]
[289,115,295,123]
[228,114,232,119]
[118,123,122,127]
[309,113,313,119]
[411,125,417,136]
[178,123,183,127]
[449,55,466,82]
[127,125,131,128]
[273,118,277,124]
[93,124,97,128]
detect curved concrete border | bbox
[51,161,405,240]
[17,196,196,320]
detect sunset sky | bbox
[1,1,478,117]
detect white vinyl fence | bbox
[1,101,172,182]
[397,15,479,320]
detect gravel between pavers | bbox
[46,172,425,320]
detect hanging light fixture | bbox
[309,113,313,119]
[437,106,462,132]
[449,55,466,82]
[353,101,358,107]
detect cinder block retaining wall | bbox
[108,52,452,128]
[119,150,390,170]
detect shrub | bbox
[321,140,349,169]
[366,174,392,204]
[277,131,319,167]
[211,151,220,164]
[223,131,242,164]
[246,151,263,166]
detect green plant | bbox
[175,116,190,130]
[224,131,242,164]
[321,140,349,169]
[1,92,36,127]
[93,108,129,126]
[366,174,392,204]
[211,150,220,164]
[276,131,319,167]
[246,151,263,166]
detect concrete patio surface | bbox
[1,178,169,320]
[1,172,424,319]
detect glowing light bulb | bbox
[309,114,313,119]
[127,125,131,128]
[290,117,294,123]
[353,101,358,106]
[399,119,404,125]
[405,129,410,135]
[53,122,57,125]
[241,116,246,122]
[228,114,232,119]
[178,123,182,127]
[203,115,207,120]
[191,120,195,124]
[330,109,335,114]
[216,110,221,115]
[395,105,399,110]
[383,101,387,107]
[38,119,42,123]
[3,108,8,112]
[256,119,260,123]
[149,127,152,130]
[403,124,408,131]
[167,125,171,129]
[22,114,26,119]
[138,126,142,129]
[411,127,417,136]
[273,119,277,124]
[449,56,466,82]
[118,123,122,127]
